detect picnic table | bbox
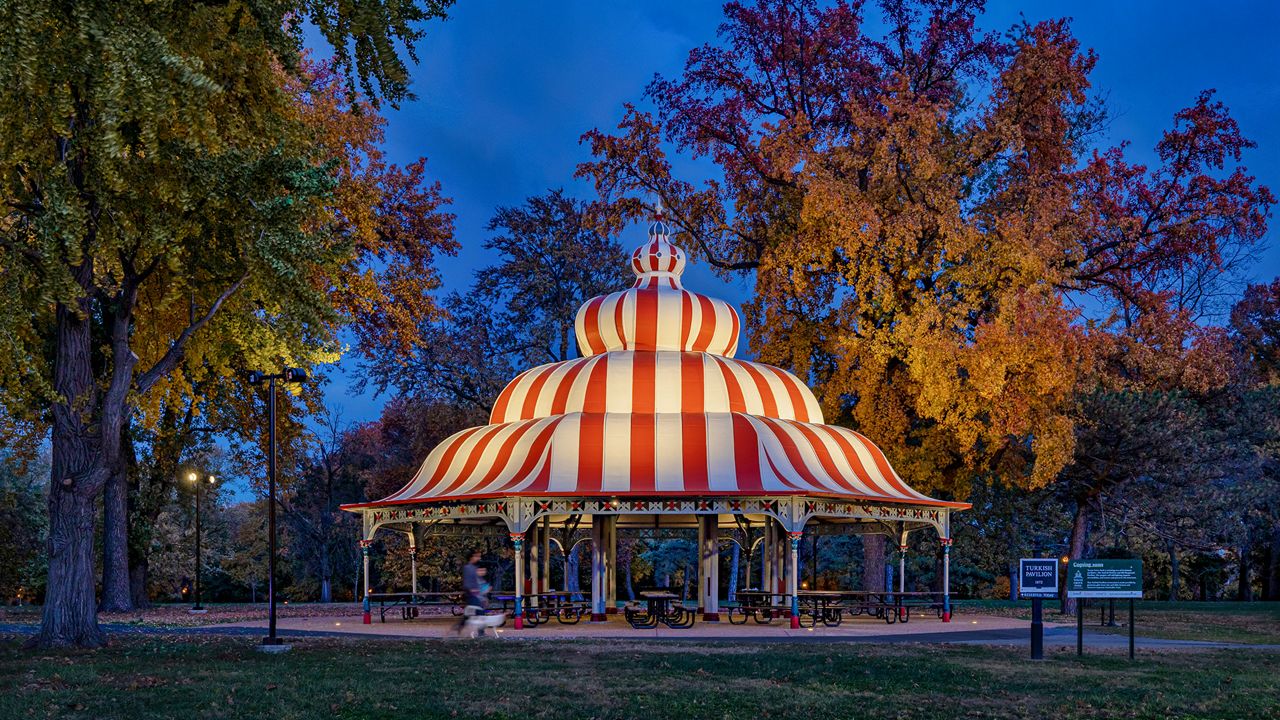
[798,591,945,625]
[726,590,791,625]
[366,591,463,623]
[624,590,695,629]
[727,590,947,627]
[492,591,590,626]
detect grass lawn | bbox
[2,634,1277,720]
[961,600,1280,644]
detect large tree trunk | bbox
[38,487,105,648]
[565,544,582,601]
[1264,529,1280,602]
[862,534,886,593]
[1167,539,1180,602]
[36,273,109,648]
[100,442,133,612]
[1237,540,1252,602]
[129,555,151,609]
[621,544,636,601]
[1062,499,1091,616]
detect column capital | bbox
[509,532,525,549]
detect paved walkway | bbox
[5,614,1277,651]
[216,611,1026,642]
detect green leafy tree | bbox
[0,0,453,647]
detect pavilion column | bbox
[772,523,786,600]
[696,517,706,613]
[511,532,526,630]
[541,516,551,590]
[408,530,418,596]
[590,516,607,622]
[360,539,372,625]
[787,532,802,629]
[604,515,618,614]
[941,536,952,622]
[528,524,541,606]
[762,521,774,597]
[897,525,907,620]
[700,515,720,621]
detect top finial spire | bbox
[647,200,670,239]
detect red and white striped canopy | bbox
[357,220,964,510]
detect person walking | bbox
[455,548,487,637]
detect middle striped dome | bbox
[490,351,823,425]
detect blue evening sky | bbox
[314,0,1280,425]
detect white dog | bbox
[462,606,506,638]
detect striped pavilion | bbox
[343,218,968,628]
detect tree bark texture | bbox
[129,555,151,609]
[1237,540,1252,601]
[1265,530,1280,601]
[1167,539,1181,602]
[1062,499,1091,615]
[621,545,635,601]
[37,265,108,648]
[100,428,133,611]
[565,544,581,600]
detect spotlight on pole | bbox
[245,366,308,652]
[186,470,217,613]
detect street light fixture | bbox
[186,471,217,613]
[245,367,308,649]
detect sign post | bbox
[1066,559,1143,659]
[1018,558,1058,661]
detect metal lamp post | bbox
[187,471,217,612]
[246,367,308,648]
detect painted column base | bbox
[589,613,608,623]
[702,612,720,622]
[514,615,524,630]
[790,615,800,629]
[362,595,371,625]
[942,611,952,623]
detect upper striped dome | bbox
[576,223,739,356]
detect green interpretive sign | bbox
[1066,559,1143,599]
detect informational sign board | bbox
[1066,559,1143,599]
[1018,558,1059,598]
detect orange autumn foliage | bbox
[580,1,1272,498]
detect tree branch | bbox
[136,273,248,395]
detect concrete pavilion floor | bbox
[216,609,1030,642]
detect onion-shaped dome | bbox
[575,221,739,356]
[364,216,965,510]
